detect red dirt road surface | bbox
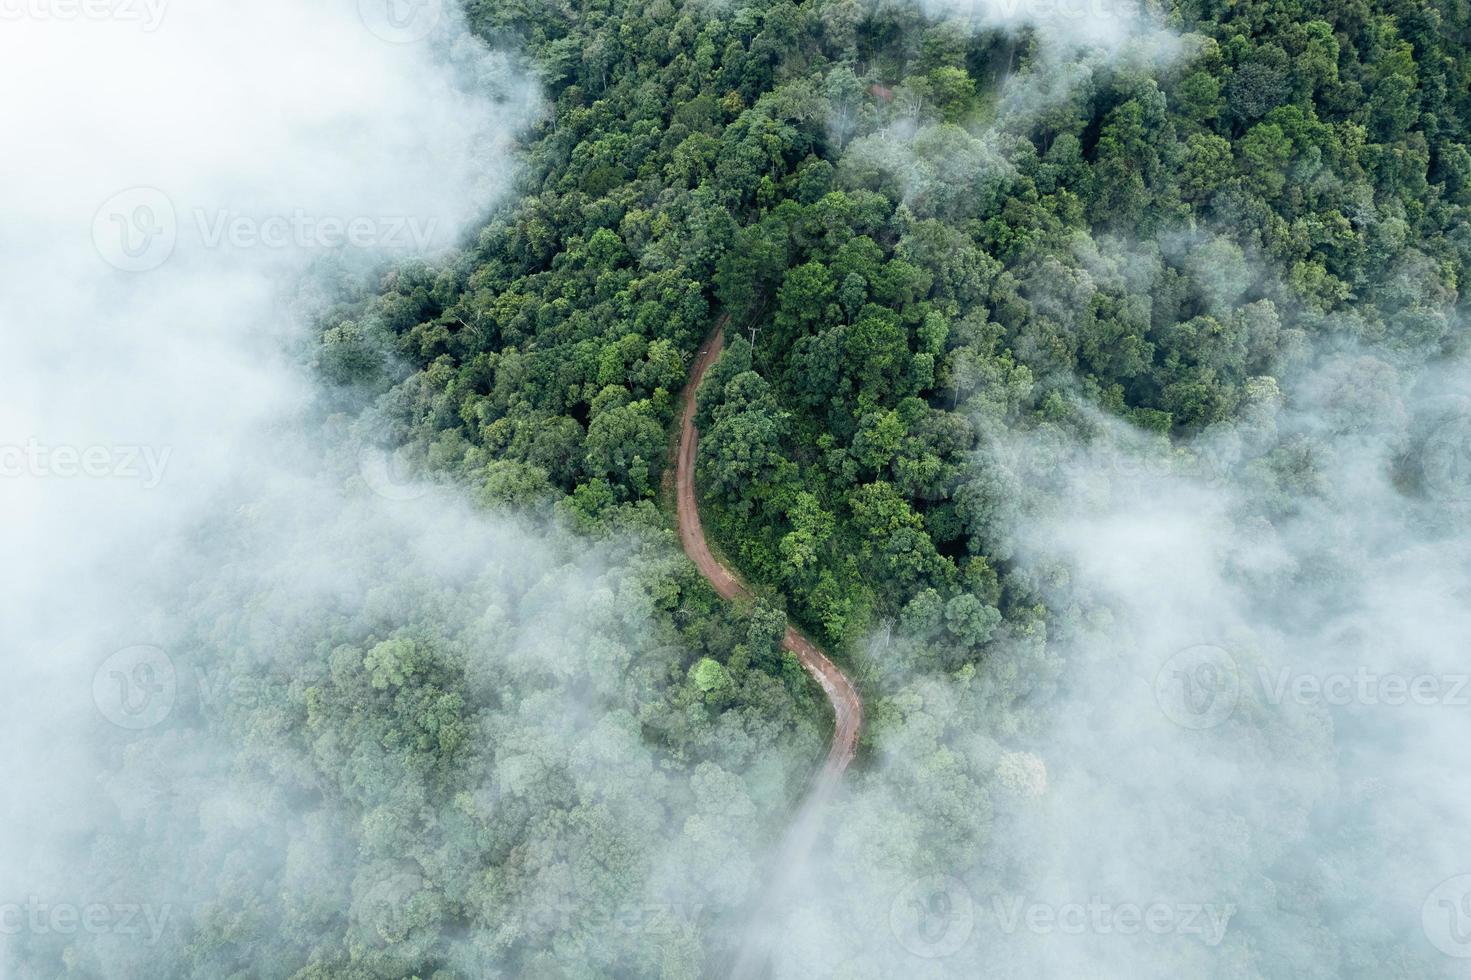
[676,321,863,781]
[678,321,864,978]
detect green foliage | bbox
[289,0,1471,967]
[29,506,826,980]
[318,0,1471,659]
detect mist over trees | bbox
[315,0,1471,973]
[8,0,1471,975]
[14,488,824,978]
[346,0,1469,657]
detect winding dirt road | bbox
[677,320,865,977]
[676,320,863,783]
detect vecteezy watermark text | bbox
[845,0,1149,34]
[0,899,171,945]
[94,646,307,730]
[523,901,705,936]
[193,209,437,252]
[0,0,166,29]
[92,187,440,272]
[1260,666,1469,708]
[1155,644,1471,728]
[890,875,1235,958]
[0,440,170,487]
[991,896,1235,947]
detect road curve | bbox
[676,320,863,783]
[677,320,864,978]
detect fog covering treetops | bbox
[307,0,1469,973]
[15,0,1471,975]
[338,0,1469,654]
[305,0,1471,973]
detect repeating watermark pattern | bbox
[991,896,1235,946]
[356,871,424,946]
[92,187,176,272]
[93,650,307,730]
[92,188,439,272]
[523,901,706,937]
[1104,448,1230,488]
[891,877,1235,956]
[845,0,1150,36]
[1422,875,1471,958]
[891,874,974,958]
[1019,446,1233,494]
[1423,413,1471,503]
[92,645,176,729]
[0,439,170,487]
[192,666,292,714]
[357,0,441,43]
[896,443,1232,506]
[972,0,1146,21]
[358,445,431,501]
[0,0,166,30]
[1260,666,1469,708]
[0,899,171,944]
[192,210,437,252]
[1154,645,1240,729]
[1156,645,1471,729]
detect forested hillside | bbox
[330,0,1468,654]
[19,0,1468,977]
[302,2,1471,969]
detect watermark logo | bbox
[92,189,440,272]
[357,445,430,501]
[891,874,974,958]
[1154,644,1240,729]
[992,896,1234,946]
[92,187,176,272]
[1423,875,1471,958]
[0,0,167,30]
[1423,413,1471,503]
[0,440,170,487]
[1157,644,1471,728]
[356,870,425,946]
[1260,666,1468,708]
[95,655,298,728]
[357,0,440,43]
[92,645,176,729]
[0,899,172,944]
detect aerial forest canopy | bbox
[307,0,1471,970]
[20,0,1470,976]
[329,0,1469,652]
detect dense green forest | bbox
[315,0,1471,971]
[53,496,824,978]
[20,0,1471,976]
[310,0,1471,971]
[330,0,1470,655]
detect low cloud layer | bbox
[978,341,1471,977]
[0,0,541,970]
[8,2,1467,978]
[858,0,1170,53]
[750,236,1471,975]
[1,8,824,976]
